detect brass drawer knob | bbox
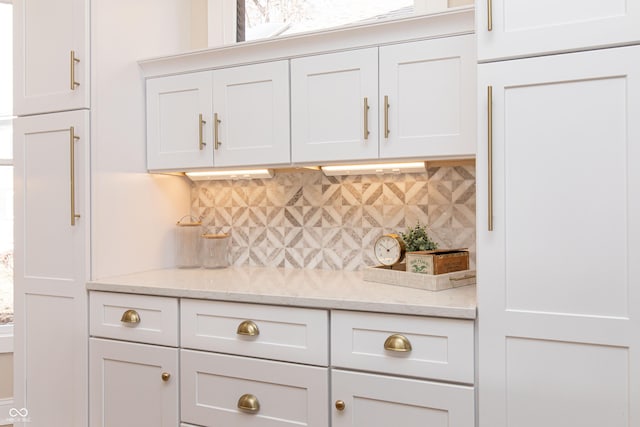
[335,400,346,411]
[237,320,259,337]
[383,334,412,352]
[161,372,171,382]
[120,309,140,325]
[237,394,260,413]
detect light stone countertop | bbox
[87,266,477,319]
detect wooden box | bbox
[405,249,469,275]
[363,264,475,291]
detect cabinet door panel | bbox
[213,61,290,167]
[477,0,640,61]
[477,46,640,427]
[332,370,474,427]
[379,35,475,159]
[146,72,213,170]
[291,48,378,163]
[90,338,179,427]
[13,0,89,115]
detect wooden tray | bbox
[363,264,476,291]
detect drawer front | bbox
[181,350,329,427]
[331,311,474,383]
[89,291,178,346]
[181,299,329,365]
[332,369,474,427]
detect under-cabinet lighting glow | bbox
[321,162,426,176]
[185,169,274,181]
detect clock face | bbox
[374,234,405,266]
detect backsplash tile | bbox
[192,162,476,271]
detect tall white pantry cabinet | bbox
[476,2,640,427]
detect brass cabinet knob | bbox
[335,400,346,411]
[161,372,171,382]
[237,394,260,413]
[120,309,140,325]
[237,320,260,337]
[383,334,412,352]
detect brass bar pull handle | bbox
[384,95,390,138]
[237,320,259,336]
[120,309,141,324]
[70,50,80,90]
[363,97,370,140]
[487,86,494,231]
[198,114,207,150]
[237,394,260,413]
[214,113,222,150]
[69,127,81,226]
[383,334,412,352]
[487,0,493,31]
[161,372,171,382]
[450,274,477,282]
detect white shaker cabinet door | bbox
[477,46,640,427]
[332,370,474,427]
[291,48,378,163]
[13,0,90,115]
[90,338,179,427]
[146,71,213,170]
[13,110,90,427]
[212,61,290,167]
[477,0,640,61]
[379,34,475,160]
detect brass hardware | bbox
[69,127,81,226]
[237,320,259,337]
[363,97,370,140]
[384,95,390,138]
[237,394,260,413]
[384,334,412,352]
[487,0,493,31]
[450,274,477,281]
[214,113,222,150]
[161,372,171,382]
[70,50,80,90]
[487,86,494,231]
[335,400,346,411]
[199,114,207,150]
[120,309,141,324]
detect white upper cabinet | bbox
[477,0,640,61]
[146,71,214,170]
[291,48,379,163]
[13,0,89,115]
[379,35,476,159]
[212,61,290,167]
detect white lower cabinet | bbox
[332,369,474,427]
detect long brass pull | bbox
[384,334,412,352]
[363,97,370,140]
[214,113,222,150]
[198,114,207,150]
[237,394,260,413]
[69,127,81,226]
[237,320,259,336]
[120,309,141,324]
[487,86,494,231]
[70,50,80,90]
[384,95,390,138]
[487,0,493,31]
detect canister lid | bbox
[202,233,230,239]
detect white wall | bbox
[90,0,192,280]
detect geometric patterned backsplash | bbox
[191,160,476,271]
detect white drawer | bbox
[331,310,474,383]
[181,299,329,365]
[181,350,329,427]
[89,291,178,346]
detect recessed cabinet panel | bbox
[379,35,475,159]
[291,48,379,163]
[477,0,640,61]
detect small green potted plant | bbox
[399,222,439,274]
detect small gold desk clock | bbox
[373,233,406,268]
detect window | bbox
[0,0,13,326]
